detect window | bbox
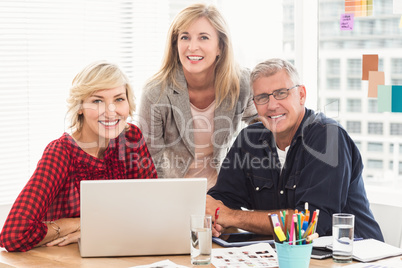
[367,142,383,152]
[400,162,402,175]
[0,0,205,204]
[392,79,402,84]
[390,123,402,135]
[347,78,361,90]
[347,59,362,76]
[347,99,361,112]
[378,58,384,71]
[0,0,160,204]
[346,121,361,134]
[368,122,383,135]
[368,99,378,113]
[391,58,402,74]
[367,159,383,169]
[325,98,340,112]
[327,59,340,76]
[327,78,340,90]
[318,0,402,204]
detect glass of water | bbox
[332,213,355,263]
[190,214,212,265]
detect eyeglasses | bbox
[253,85,300,105]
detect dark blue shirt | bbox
[209,108,383,241]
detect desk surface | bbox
[0,243,359,268]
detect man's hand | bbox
[206,195,232,237]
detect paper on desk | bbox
[211,242,278,267]
[312,235,332,248]
[345,257,402,268]
[129,259,188,268]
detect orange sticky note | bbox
[362,54,378,80]
[368,71,384,98]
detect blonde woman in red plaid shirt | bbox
[0,61,157,252]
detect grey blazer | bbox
[138,67,257,178]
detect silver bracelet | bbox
[44,221,60,240]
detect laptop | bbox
[79,178,207,257]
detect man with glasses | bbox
[206,58,383,241]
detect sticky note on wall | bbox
[368,71,384,97]
[340,13,354,30]
[362,54,378,80]
[392,86,402,112]
[345,0,373,17]
[378,85,402,113]
[377,85,392,112]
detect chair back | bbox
[370,203,402,248]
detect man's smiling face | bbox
[252,69,306,140]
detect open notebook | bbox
[352,239,402,262]
[314,236,402,262]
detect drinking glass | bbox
[190,214,212,265]
[332,213,355,263]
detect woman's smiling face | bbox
[79,85,129,143]
[177,16,221,77]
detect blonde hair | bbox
[148,3,240,108]
[66,61,135,132]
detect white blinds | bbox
[0,0,169,205]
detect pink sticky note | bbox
[368,71,385,98]
[340,13,354,30]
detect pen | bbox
[284,211,291,239]
[302,220,315,239]
[310,210,317,225]
[279,210,285,228]
[214,207,220,228]
[297,213,302,245]
[294,215,298,243]
[313,210,320,233]
[289,214,295,245]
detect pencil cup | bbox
[275,241,313,268]
[190,215,212,265]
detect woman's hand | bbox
[37,217,81,248]
[46,229,81,247]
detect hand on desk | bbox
[46,229,80,247]
[37,217,81,248]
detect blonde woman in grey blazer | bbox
[138,3,257,189]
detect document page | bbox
[211,242,278,267]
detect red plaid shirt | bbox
[0,124,157,252]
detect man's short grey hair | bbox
[250,58,301,86]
